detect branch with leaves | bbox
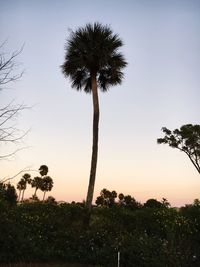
[157,124,200,174]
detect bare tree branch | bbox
[0,42,25,90]
[1,166,38,183]
[0,41,30,160]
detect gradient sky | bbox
[1,0,200,206]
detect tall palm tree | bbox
[61,22,127,211]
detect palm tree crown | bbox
[61,22,127,92]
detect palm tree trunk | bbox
[34,187,37,197]
[86,74,99,212]
[43,191,46,202]
[18,190,21,202]
[21,189,25,202]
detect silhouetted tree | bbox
[96,188,117,207]
[157,124,200,174]
[61,23,127,211]
[39,165,48,176]
[0,182,17,205]
[17,179,25,201]
[21,173,31,201]
[17,173,31,202]
[31,176,42,197]
[144,199,163,209]
[45,195,56,204]
[41,176,53,201]
[118,193,141,209]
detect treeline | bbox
[0,188,200,266]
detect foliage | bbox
[61,22,127,93]
[144,198,164,209]
[157,124,200,174]
[95,188,117,207]
[0,182,17,205]
[0,199,200,266]
[95,189,141,210]
[15,165,54,201]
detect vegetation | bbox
[0,190,200,267]
[15,165,54,202]
[157,124,200,174]
[61,23,127,211]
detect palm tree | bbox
[31,176,42,198]
[21,173,31,201]
[39,165,48,176]
[41,176,53,201]
[61,22,127,211]
[17,179,25,202]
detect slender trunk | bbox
[34,187,37,197]
[86,73,99,212]
[18,190,21,202]
[21,189,25,202]
[43,191,46,202]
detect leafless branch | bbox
[0,42,24,90]
[0,41,30,160]
[1,166,39,183]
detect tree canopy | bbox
[157,124,200,174]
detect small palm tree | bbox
[17,179,25,202]
[21,173,31,201]
[31,176,42,198]
[39,165,49,176]
[61,22,127,211]
[41,176,53,201]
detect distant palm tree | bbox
[61,22,127,211]
[31,176,42,198]
[17,173,31,202]
[39,165,48,176]
[21,173,31,201]
[41,176,53,201]
[17,179,25,202]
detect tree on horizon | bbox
[41,176,53,201]
[61,22,127,211]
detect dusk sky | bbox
[1,0,200,206]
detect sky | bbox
[0,0,200,206]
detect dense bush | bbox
[0,201,200,266]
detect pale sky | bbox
[1,0,200,206]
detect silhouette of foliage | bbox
[95,188,117,207]
[40,176,53,201]
[0,182,17,205]
[39,165,49,176]
[157,124,200,174]
[0,200,199,266]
